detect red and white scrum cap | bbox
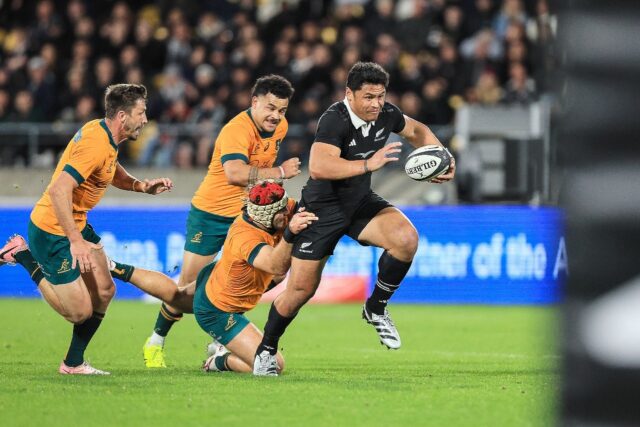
[247,181,289,229]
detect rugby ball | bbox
[404,145,451,182]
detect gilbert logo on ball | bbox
[404,145,452,182]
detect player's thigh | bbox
[355,207,417,250]
[182,205,233,284]
[291,201,347,262]
[179,250,216,286]
[192,264,243,342]
[28,221,83,286]
[43,277,94,323]
[225,323,285,371]
[193,305,257,364]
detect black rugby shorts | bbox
[292,191,393,260]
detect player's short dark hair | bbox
[251,75,294,100]
[346,62,390,92]
[104,84,147,118]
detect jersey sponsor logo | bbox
[349,139,356,147]
[275,139,282,152]
[190,231,203,243]
[225,314,237,331]
[57,259,71,274]
[264,140,270,152]
[374,128,386,141]
[354,150,375,159]
[72,129,82,143]
[112,267,126,276]
[106,160,115,174]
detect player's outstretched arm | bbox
[223,157,301,187]
[252,209,318,275]
[111,162,173,194]
[309,142,402,180]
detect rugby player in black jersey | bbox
[253,62,455,373]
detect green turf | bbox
[0,299,557,427]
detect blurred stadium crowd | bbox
[0,0,555,168]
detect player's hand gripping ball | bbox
[404,145,452,182]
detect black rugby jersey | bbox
[302,100,406,207]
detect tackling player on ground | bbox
[0,84,173,375]
[252,62,456,374]
[108,181,317,375]
[138,75,301,368]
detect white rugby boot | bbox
[252,350,279,376]
[362,304,402,350]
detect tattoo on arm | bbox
[249,166,280,186]
[248,166,259,186]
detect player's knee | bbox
[97,281,116,303]
[394,225,419,257]
[291,283,316,304]
[177,275,191,287]
[66,305,93,324]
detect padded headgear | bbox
[247,181,288,229]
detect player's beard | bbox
[272,211,288,231]
[124,118,142,140]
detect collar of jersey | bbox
[245,109,275,139]
[99,119,118,151]
[343,98,375,130]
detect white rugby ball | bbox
[404,145,451,182]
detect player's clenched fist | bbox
[280,157,302,179]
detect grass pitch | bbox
[0,299,557,427]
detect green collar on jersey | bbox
[99,119,118,151]
[245,109,275,139]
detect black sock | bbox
[153,303,183,337]
[366,251,413,315]
[256,303,297,355]
[109,259,134,282]
[14,249,44,287]
[64,311,105,367]
[214,353,231,372]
